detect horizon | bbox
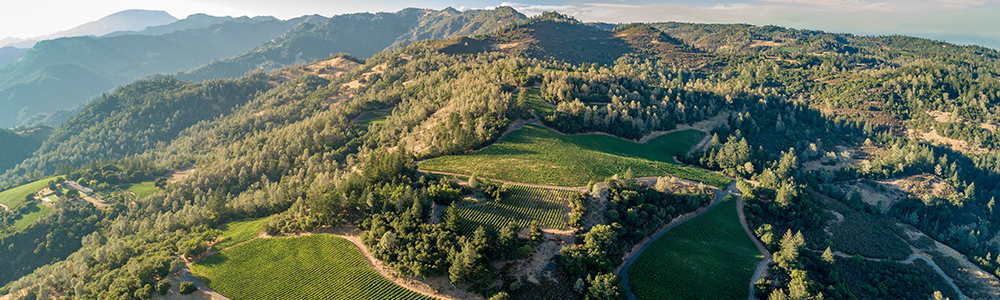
[0,1,999,50]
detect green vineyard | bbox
[457,184,576,234]
[191,235,435,300]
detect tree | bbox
[585,273,623,300]
[489,292,510,300]
[154,177,168,189]
[134,284,153,300]
[768,289,789,300]
[654,177,670,193]
[449,242,485,284]
[468,174,479,189]
[178,281,196,295]
[574,277,586,294]
[775,230,805,270]
[65,188,80,200]
[444,203,461,232]
[776,150,798,180]
[156,280,171,295]
[530,221,543,243]
[379,231,396,250]
[821,246,835,264]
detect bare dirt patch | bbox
[750,40,783,47]
[82,196,109,209]
[493,42,521,50]
[880,173,957,201]
[508,229,576,284]
[837,181,902,213]
[908,128,988,155]
[803,146,862,172]
[167,168,196,183]
[342,62,388,90]
[273,57,362,82]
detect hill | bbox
[433,12,704,66]
[4,12,1000,300]
[178,7,526,82]
[0,46,29,66]
[0,127,49,173]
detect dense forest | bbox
[1,10,999,300]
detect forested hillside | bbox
[0,127,48,173]
[178,7,526,82]
[0,15,323,128]
[2,11,1000,300]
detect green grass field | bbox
[457,184,574,234]
[628,195,761,300]
[520,87,555,118]
[356,108,393,126]
[0,176,57,208]
[191,235,433,300]
[212,217,269,250]
[419,125,728,188]
[13,203,53,230]
[125,181,158,201]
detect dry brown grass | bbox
[880,173,957,201]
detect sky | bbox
[1,0,999,49]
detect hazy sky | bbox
[2,0,999,49]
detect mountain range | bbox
[0,9,178,49]
[0,7,526,129]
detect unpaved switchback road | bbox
[737,189,773,300]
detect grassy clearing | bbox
[192,235,432,300]
[356,108,393,126]
[521,87,554,117]
[125,181,158,201]
[420,125,728,188]
[457,184,574,234]
[212,217,269,250]
[628,195,760,300]
[0,176,57,208]
[14,204,52,230]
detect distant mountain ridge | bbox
[0,9,178,49]
[0,15,323,128]
[178,7,525,82]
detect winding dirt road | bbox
[738,190,773,300]
[816,250,967,300]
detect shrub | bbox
[179,281,197,295]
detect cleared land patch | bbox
[13,203,52,230]
[420,125,727,188]
[125,181,158,201]
[457,184,574,234]
[191,234,433,300]
[356,108,393,126]
[627,195,760,300]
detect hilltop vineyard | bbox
[457,184,577,234]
